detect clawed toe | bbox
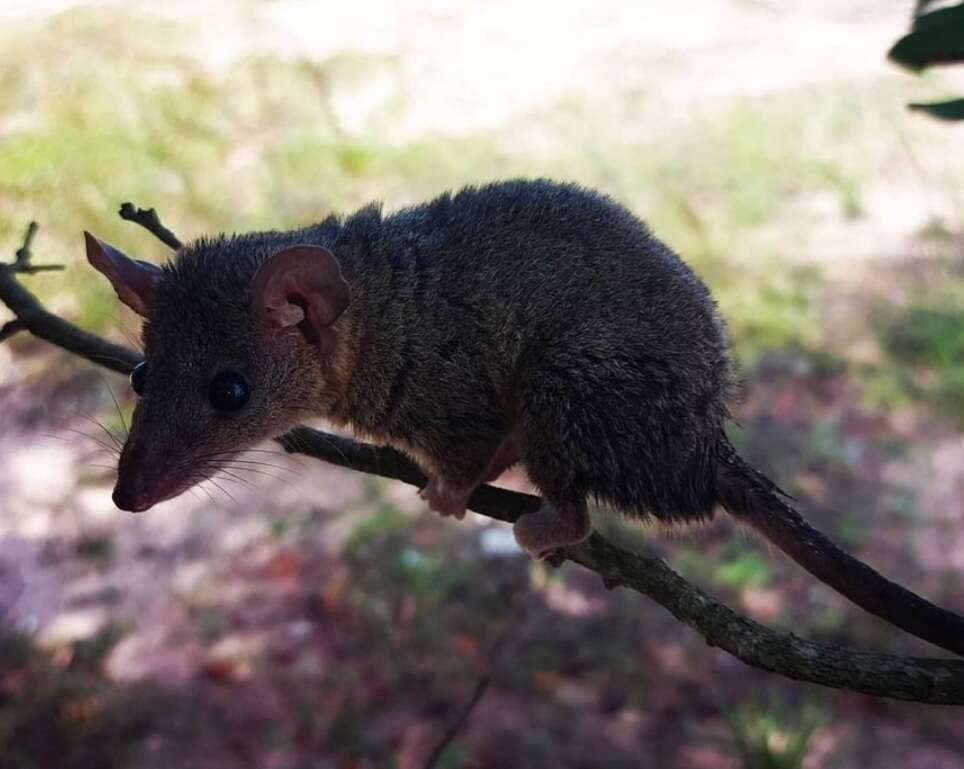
[524,544,565,563]
[531,546,563,564]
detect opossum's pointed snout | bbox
[112,425,156,511]
[111,417,185,512]
[111,483,156,513]
[112,442,171,512]
[112,459,189,512]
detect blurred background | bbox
[1,1,963,767]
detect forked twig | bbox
[119,202,183,251]
[5,221,63,275]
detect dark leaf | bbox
[914,2,964,32]
[888,3,964,71]
[908,97,964,120]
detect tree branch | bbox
[3,212,964,705]
[118,202,183,250]
[0,319,25,343]
[0,223,134,369]
[422,574,529,768]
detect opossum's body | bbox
[86,179,964,656]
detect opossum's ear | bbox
[85,231,163,317]
[250,245,350,353]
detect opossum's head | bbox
[85,231,350,511]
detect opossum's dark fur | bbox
[105,179,964,656]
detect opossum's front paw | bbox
[513,503,591,561]
[419,477,471,520]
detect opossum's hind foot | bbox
[513,502,591,561]
[419,476,472,520]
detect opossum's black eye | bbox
[209,370,250,413]
[130,361,147,396]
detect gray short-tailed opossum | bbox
[87,179,964,655]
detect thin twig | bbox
[118,202,183,251]
[422,588,526,769]
[3,213,964,704]
[9,264,65,274]
[14,221,38,267]
[422,676,491,769]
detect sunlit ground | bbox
[1,2,964,767]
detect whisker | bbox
[218,458,300,475]
[192,458,287,484]
[55,427,121,455]
[208,467,256,490]
[108,314,144,353]
[197,446,310,473]
[97,374,130,440]
[195,448,294,461]
[216,464,292,483]
[40,432,120,464]
[208,447,306,466]
[206,477,236,504]
[57,404,124,449]
[74,411,123,450]
[194,480,217,506]
[188,452,301,478]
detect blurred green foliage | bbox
[0,9,505,333]
[714,544,773,590]
[725,697,823,769]
[342,500,495,656]
[874,291,964,424]
[803,421,853,473]
[673,539,773,593]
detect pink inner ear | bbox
[85,231,162,317]
[250,245,350,338]
[264,291,306,327]
[254,267,306,329]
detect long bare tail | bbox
[716,438,964,657]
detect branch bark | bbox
[3,212,964,705]
[118,203,183,250]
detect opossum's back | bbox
[391,178,733,404]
